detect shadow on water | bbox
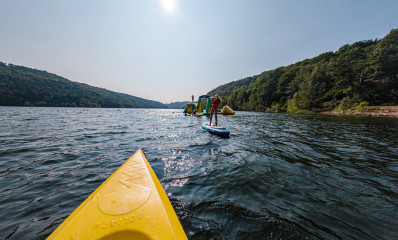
[0,107,397,239]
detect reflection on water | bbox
[0,107,397,239]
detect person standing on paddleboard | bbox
[209,94,221,126]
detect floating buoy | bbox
[221,106,235,115]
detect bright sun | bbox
[161,0,176,12]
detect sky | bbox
[0,0,397,104]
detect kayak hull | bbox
[47,150,187,240]
[202,121,230,137]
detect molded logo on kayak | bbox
[96,159,152,216]
[93,211,144,229]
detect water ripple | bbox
[0,107,397,239]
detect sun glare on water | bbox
[161,0,176,13]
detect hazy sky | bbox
[1,0,397,103]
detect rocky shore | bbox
[321,106,398,118]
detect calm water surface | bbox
[0,107,397,240]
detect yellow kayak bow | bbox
[47,150,187,240]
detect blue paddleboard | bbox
[202,121,230,137]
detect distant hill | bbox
[0,62,167,108]
[207,29,398,112]
[166,101,189,109]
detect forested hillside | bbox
[207,74,263,97]
[0,63,167,108]
[209,29,398,112]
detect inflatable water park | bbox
[183,95,235,116]
[183,95,235,137]
[183,95,210,115]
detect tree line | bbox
[208,29,398,112]
[0,63,167,108]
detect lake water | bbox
[0,107,397,240]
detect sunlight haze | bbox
[0,0,397,103]
[161,0,177,13]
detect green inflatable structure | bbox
[183,95,211,114]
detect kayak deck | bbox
[47,150,187,240]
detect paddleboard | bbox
[202,121,230,137]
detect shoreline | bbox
[320,106,398,118]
